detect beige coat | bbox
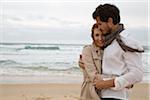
[80,44,103,100]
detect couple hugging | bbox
[79,3,144,100]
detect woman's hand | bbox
[78,54,85,69]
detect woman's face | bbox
[93,28,103,47]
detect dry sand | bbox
[0,83,149,100]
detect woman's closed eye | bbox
[95,34,99,37]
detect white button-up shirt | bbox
[101,32,144,99]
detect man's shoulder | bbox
[120,34,144,51]
[120,30,139,42]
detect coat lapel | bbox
[91,44,103,74]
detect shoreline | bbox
[0,83,149,100]
[0,75,83,84]
[0,74,149,84]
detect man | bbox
[79,4,144,100]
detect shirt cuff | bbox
[111,77,129,90]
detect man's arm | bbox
[113,51,143,90]
[94,78,115,89]
[98,51,143,90]
[79,54,134,89]
[94,78,133,89]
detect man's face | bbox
[96,16,111,35]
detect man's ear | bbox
[107,17,113,27]
[108,17,113,23]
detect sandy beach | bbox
[0,83,149,100]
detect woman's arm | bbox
[81,45,99,82]
[78,54,85,69]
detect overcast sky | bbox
[0,0,149,45]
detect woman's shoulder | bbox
[83,44,91,49]
[82,44,92,53]
[83,44,92,49]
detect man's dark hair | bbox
[92,4,120,25]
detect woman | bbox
[80,23,103,100]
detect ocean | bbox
[0,43,149,84]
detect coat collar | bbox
[91,43,103,59]
[91,43,101,52]
[91,43,103,74]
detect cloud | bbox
[2,13,83,29]
[0,1,149,45]
[126,26,149,45]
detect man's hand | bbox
[125,84,134,89]
[94,78,115,89]
[78,54,85,69]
